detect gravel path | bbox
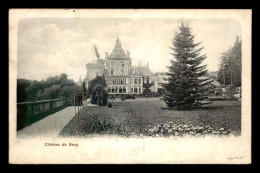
[17,106,79,139]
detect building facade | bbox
[86,38,154,96]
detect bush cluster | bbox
[108,103,112,108]
[83,114,131,136]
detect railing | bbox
[17,99,67,130]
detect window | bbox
[115,86,118,93]
[122,63,124,67]
[108,88,111,93]
[111,69,114,75]
[121,69,124,75]
[134,78,138,84]
[119,87,122,93]
[113,79,116,84]
[111,62,115,68]
[134,88,138,93]
[123,86,126,93]
[131,88,133,93]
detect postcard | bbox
[9,9,251,164]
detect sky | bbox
[17,18,241,82]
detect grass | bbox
[59,98,241,137]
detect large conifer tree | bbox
[163,23,213,110]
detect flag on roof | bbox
[94,46,100,59]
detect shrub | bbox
[108,103,112,108]
[109,95,115,99]
[225,86,238,99]
[83,114,130,136]
[208,96,237,101]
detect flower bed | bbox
[141,122,232,137]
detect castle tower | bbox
[105,38,131,76]
[85,46,105,87]
[105,38,134,95]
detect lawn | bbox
[58,98,241,137]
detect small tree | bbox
[143,76,154,96]
[163,23,213,110]
[82,81,87,98]
[91,84,108,106]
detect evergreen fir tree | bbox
[216,36,241,87]
[163,23,213,110]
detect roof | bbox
[211,80,221,86]
[199,76,220,86]
[136,66,154,76]
[129,67,141,75]
[152,75,168,84]
[107,38,129,60]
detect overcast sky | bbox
[17,18,241,82]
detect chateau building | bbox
[85,38,156,96]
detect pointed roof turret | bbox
[107,38,129,59]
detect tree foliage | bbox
[88,75,106,96]
[217,36,242,87]
[91,84,108,106]
[143,77,154,96]
[162,23,213,110]
[17,73,83,104]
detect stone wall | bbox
[17,99,66,130]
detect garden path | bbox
[84,98,98,107]
[17,106,77,138]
